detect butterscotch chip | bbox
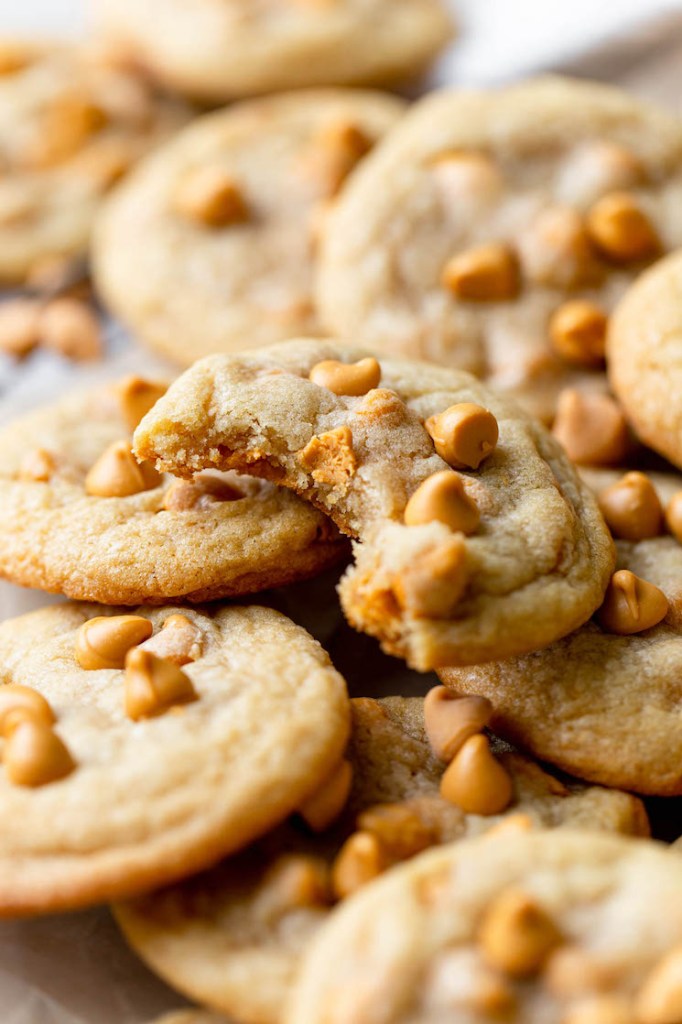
[356,802,433,862]
[404,471,480,535]
[298,759,353,833]
[636,946,682,1024]
[440,734,513,816]
[552,389,629,466]
[431,151,503,207]
[25,254,90,297]
[72,137,134,190]
[305,120,372,196]
[0,299,42,358]
[309,357,380,396]
[545,944,622,997]
[425,402,498,470]
[518,206,595,288]
[549,300,608,366]
[587,191,660,262]
[423,686,492,762]
[85,441,162,497]
[442,243,520,301]
[75,614,153,670]
[139,614,203,666]
[0,41,32,76]
[478,888,562,977]
[0,685,55,736]
[24,96,107,169]
[392,538,468,620]
[161,475,244,511]
[597,569,668,635]
[259,855,330,921]
[665,492,682,544]
[484,813,533,840]
[331,831,387,900]
[18,448,56,483]
[298,425,357,487]
[173,167,249,228]
[124,648,198,720]
[598,471,663,540]
[115,375,167,431]
[3,719,75,787]
[39,298,103,361]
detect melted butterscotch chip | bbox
[298,426,357,487]
[478,888,562,977]
[309,357,380,396]
[139,614,203,666]
[393,538,468,620]
[173,167,249,228]
[115,376,167,431]
[85,441,162,498]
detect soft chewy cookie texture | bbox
[317,76,682,422]
[287,830,682,1024]
[0,38,188,283]
[93,90,405,366]
[608,249,682,470]
[115,696,647,1024]
[134,339,615,671]
[0,377,347,605]
[441,467,682,795]
[93,0,453,102]
[0,601,349,915]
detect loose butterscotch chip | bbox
[357,802,433,861]
[85,441,162,498]
[423,686,493,762]
[331,831,387,901]
[586,190,661,262]
[75,615,153,671]
[306,119,372,196]
[563,995,637,1024]
[40,298,103,361]
[598,471,663,540]
[597,569,668,635]
[404,471,480,535]
[124,648,198,721]
[298,425,357,487]
[665,492,682,544]
[139,614,203,666]
[441,243,520,301]
[425,403,499,470]
[552,389,629,466]
[0,299,42,358]
[173,167,249,228]
[298,758,353,832]
[478,888,562,977]
[259,855,330,921]
[309,357,381,396]
[549,300,608,366]
[3,719,75,787]
[393,538,468,620]
[636,946,682,1024]
[440,734,513,815]
[0,685,55,736]
[115,376,167,431]
[18,448,56,483]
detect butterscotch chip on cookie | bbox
[0,39,187,283]
[286,830,682,1024]
[0,602,349,915]
[441,467,682,795]
[134,339,614,670]
[92,0,453,102]
[608,249,682,470]
[317,77,682,422]
[114,697,647,1024]
[0,379,347,604]
[93,91,405,366]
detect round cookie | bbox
[0,377,347,604]
[133,338,615,671]
[114,697,647,1024]
[0,38,187,283]
[286,830,682,1024]
[93,91,405,366]
[0,601,349,915]
[608,249,682,469]
[93,0,452,102]
[441,468,682,795]
[317,76,682,422]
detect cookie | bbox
[93,0,452,102]
[150,1014,230,1024]
[287,829,682,1024]
[114,696,647,1024]
[93,91,405,366]
[0,601,349,915]
[317,77,682,422]
[608,249,682,469]
[0,38,187,283]
[0,376,347,604]
[441,467,682,795]
[134,338,615,671]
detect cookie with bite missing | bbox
[0,376,347,604]
[286,830,682,1024]
[93,90,404,366]
[317,77,682,422]
[114,696,647,1024]
[0,38,187,283]
[0,601,349,915]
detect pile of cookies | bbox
[1,3,682,1023]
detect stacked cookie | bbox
[2,8,682,1022]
